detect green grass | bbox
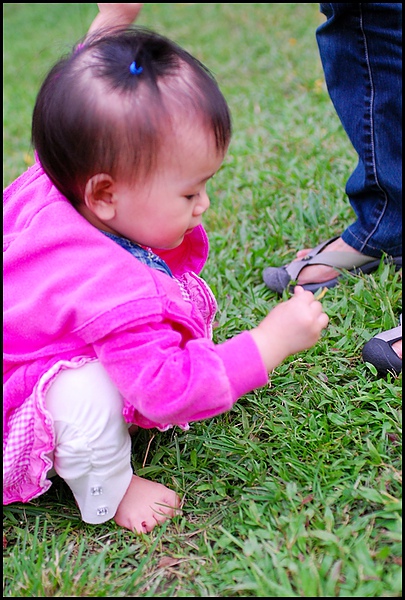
[3,3,402,597]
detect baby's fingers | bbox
[293,285,316,303]
[318,311,329,329]
[294,286,328,329]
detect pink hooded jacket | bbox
[3,162,268,504]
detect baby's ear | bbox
[84,173,117,221]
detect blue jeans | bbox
[316,3,402,258]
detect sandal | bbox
[362,315,402,377]
[262,236,402,294]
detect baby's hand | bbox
[97,3,143,23]
[88,4,143,36]
[250,286,329,372]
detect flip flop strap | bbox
[286,250,376,279]
[375,324,402,343]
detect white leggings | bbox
[45,361,133,524]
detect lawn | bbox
[3,3,402,597]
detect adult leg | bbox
[263,3,402,292]
[317,2,402,257]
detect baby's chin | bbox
[169,230,195,248]
[154,236,186,251]
[154,227,197,250]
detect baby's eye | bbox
[185,192,200,200]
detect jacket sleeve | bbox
[93,323,268,428]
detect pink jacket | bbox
[3,162,268,504]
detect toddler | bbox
[3,15,329,533]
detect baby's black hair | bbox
[32,26,232,206]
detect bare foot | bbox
[114,475,181,533]
[294,237,364,285]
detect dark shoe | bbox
[362,315,402,377]
[262,236,402,294]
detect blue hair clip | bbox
[129,61,143,75]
